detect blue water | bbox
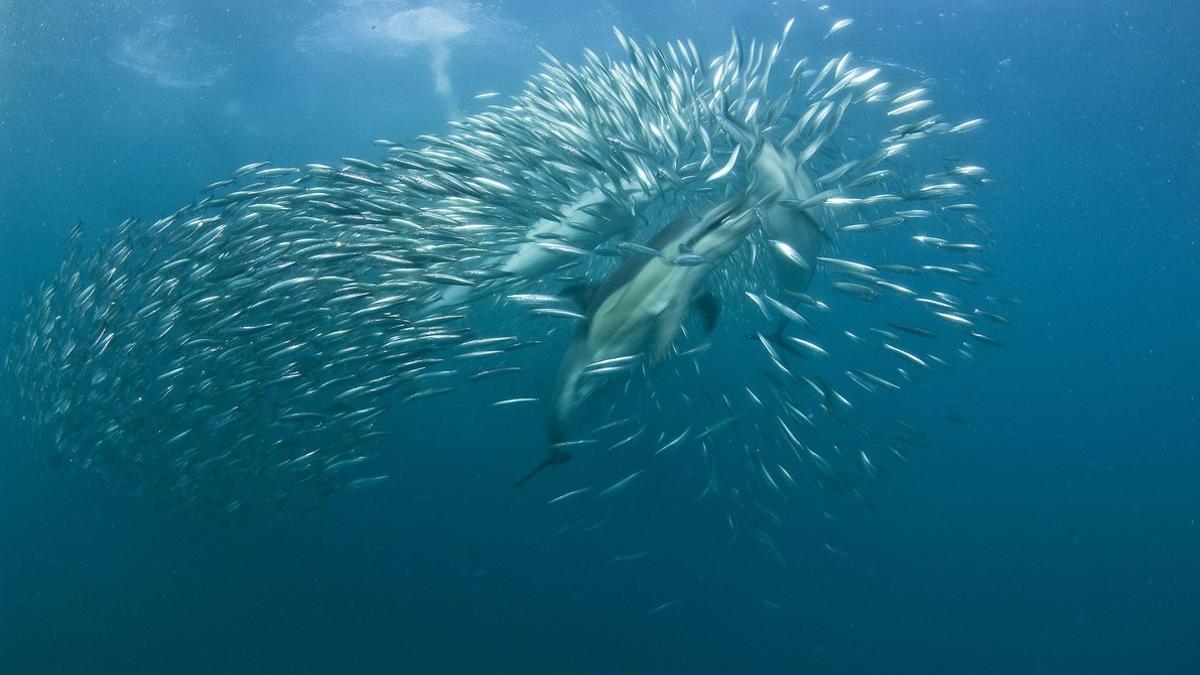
[2,1,1198,673]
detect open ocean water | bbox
[1,1,1197,674]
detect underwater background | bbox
[1,1,1197,673]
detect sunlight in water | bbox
[111,15,228,88]
[384,7,471,118]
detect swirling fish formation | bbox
[5,23,1008,518]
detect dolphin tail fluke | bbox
[549,414,569,446]
[514,419,573,487]
[771,317,802,359]
[513,448,572,487]
[771,316,788,344]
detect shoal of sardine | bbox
[3,20,1006,517]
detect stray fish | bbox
[596,470,644,497]
[493,397,539,406]
[825,18,854,39]
[547,487,592,504]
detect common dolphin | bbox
[428,142,821,313]
[750,141,825,297]
[427,182,655,311]
[514,193,762,486]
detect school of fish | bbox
[4,21,1009,520]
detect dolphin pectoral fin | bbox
[694,290,720,335]
[513,449,572,487]
[651,301,687,363]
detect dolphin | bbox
[427,142,821,314]
[514,193,762,486]
[425,182,655,311]
[749,141,825,297]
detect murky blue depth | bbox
[1,1,1197,674]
